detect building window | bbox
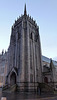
[56,85,57,88]
[30,32,33,40]
[31,32,32,39]
[1,76,3,82]
[30,41,32,69]
[44,77,48,83]
[35,34,38,42]
[1,68,4,74]
[18,32,21,40]
[30,74,33,82]
[0,76,1,82]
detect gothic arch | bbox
[44,77,48,83]
[10,72,16,85]
[9,68,17,85]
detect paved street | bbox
[0,92,57,100]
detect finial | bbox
[2,49,4,55]
[24,4,27,15]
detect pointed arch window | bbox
[30,32,33,40]
[35,34,38,42]
[31,32,32,39]
[18,32,21,40]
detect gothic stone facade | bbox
[0,51,8,87]
[7,5,42,91]
[42,56,57,90]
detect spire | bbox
[24,4,27,15]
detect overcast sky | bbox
[0,0,57,60]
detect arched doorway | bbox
[44,77,48,83]
[10,72,16,85]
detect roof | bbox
[42,55,50,63]
[52,60,57,66]
[42,55,57,66]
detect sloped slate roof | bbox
[42,55,57,66]
[42,55,50,63]
[52,60,57,66]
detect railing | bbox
[9,84,17,92]
[2,84,17,92]
[2,82,55,93]
[39,82,54,93]
[2,84,8,91]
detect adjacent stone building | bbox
[6,5,42,91]
[0,51,8,87]
[42,55,57,90]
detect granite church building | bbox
[7,5,42,92]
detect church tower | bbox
[7,4,42,92]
